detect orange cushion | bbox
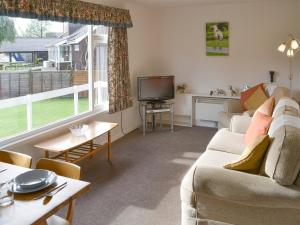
[244,111,273,145]
[244,87,268,111]
[240,83,265,111]
[255,96,275,117]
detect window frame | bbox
[0,21,109,146]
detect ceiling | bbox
[126,0,276,7]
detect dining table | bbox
[0,162,91,225]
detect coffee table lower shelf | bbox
[50,141,110,164]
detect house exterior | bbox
[0,38,61,63]
[47,24,108,71]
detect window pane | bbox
[0,105,27,139]
[32,96,74,129]
[0,17,108,139]
[93,26,108,109]
[79,90,89,113]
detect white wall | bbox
[156,0,300,94]
[4,1,160,164]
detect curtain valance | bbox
[0,0,133,28]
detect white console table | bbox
[174,93,240,128]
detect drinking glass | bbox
[0,181,14,207]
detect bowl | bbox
[69,124,88,137]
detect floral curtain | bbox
[0,0,133,28]
[108,27,132,113]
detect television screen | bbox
[138,76,175,101]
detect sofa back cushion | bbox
[271,87,291,103]
[263,115,300,185]
[272,97,299,118]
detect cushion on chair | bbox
[244,112,272,145]
[224,135,270,174]
[263,115,300,185]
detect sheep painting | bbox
[206,22,229,56]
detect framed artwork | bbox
[206,22,229,56]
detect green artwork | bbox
[206,22,229,56]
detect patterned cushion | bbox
[244,87,269,111]
[240,83,265,111]
[263,115,300,185]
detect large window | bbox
[0,17,108,140]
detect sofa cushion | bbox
[272,97,299,118]
[263,115,300,185]
[207,128,245,155]
[240,83,265,111]
[271,87,291,103]
[196,149,241,168]
[273,105,299,119]
[230,114,252,134]
[244,112,272,145]
[244,87,269,111]
[224,135,270,174]
[218,112,242,129]
[180,149,240,206]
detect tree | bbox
[0,17,16,46]
[23,20,49,38]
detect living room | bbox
[0,0,300,225]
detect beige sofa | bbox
[218,86,290,129]
[181,96,300,225]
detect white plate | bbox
[9,170,57,194]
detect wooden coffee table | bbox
[35,121,118,164]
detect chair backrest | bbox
[0,149,32,168]
[36,158,81,180]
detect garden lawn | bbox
[0,98,88,139]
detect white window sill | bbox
[0,106,109,148]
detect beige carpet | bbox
[69,126,217,225]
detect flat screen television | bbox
[138,76,175,102]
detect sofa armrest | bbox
[223,99,243,113]
[192,166,300,209]
[230,114,252,134]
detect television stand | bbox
[140,101,174,136]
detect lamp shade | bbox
[278,43,286,53]
[291,39,299,50]
[287,48,294,57]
